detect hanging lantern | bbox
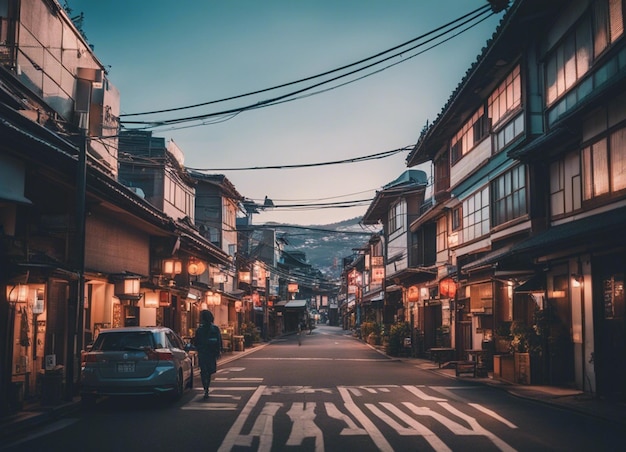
[407,285,419,302]
[287,283,299,293]
[439,278,457,298]
[7,284,28,304]
[187,258,207,276]
[163,259,182,275]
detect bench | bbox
[429,347,455,368]
[455,360,477,377]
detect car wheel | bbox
[171,369,184,401]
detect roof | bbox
[406,0,565,167]
[362,171,428,224]
[285,300,307,309]
[511,207,626,255]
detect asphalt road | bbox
[3,325,625,451]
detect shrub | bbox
[360,322,379,339]
[386,322,411,356]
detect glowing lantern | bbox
[439,278,457,298]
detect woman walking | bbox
[195,310,222,399]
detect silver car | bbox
[80,326,193,404]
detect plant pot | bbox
[495,337,511,353]
[514,352,531,384]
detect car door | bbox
[166,331,191,379]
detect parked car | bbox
[80,326,193,404]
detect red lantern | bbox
[439,278,457,298]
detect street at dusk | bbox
[3,2,626,449]
[3,326,625,452]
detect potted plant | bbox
[510,317,544,384]
[494,322,512,353]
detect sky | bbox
[65,0,505,226]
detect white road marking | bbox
[217,367,246,373]
[218,385,267,452]
[286,402,324,452]
[214,377,263,382]
[208,384,520,451]
[181,402,239,411]
[338,386,394,452]
[468,403,518,429]
[237,402,282,452]
[371,403,451,452]
[406,401,518,452]
[325,402,367,436]
[403,385,447,401]
[210,386,259,391]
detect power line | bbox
[120,6,494,128]
[185,146,411,171]
[119,4,491,119]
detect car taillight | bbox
[82,353,98,363]
[145,349,174,361]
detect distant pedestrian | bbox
[194,310,222,399]
[297,321,302,346]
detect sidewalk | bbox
[400,353,626,429]
[0,342,269,442]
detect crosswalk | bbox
[182,370,520,452]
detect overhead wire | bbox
[119,4,491,119]
[120,6,494,129]
[186,145,411,171]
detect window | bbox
[462,187,490,242]
[488,65,521,127]
[451,206,462,231]
[451,108,487,163]
[491,165,527,226]
[436,216,448,253]
[388,200,405,235]
[546,0,624,106]
[594,0,624,58]
[583,125,626,200]
[546,16,592,105]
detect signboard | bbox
[45,354,56,371]
[371,266,385,283]
[159,291,171,307]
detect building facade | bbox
[407,0,626,397]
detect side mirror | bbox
[184,343,196,352]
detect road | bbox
[2,325,624,451]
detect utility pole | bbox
[264,275,269,341]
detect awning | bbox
[511,207,626,255]
[386,284,403,292]
[462,243,516,273]
[285,299,307,309]
[514,275,545,293]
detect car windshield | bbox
[92,331,155,351]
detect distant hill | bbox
[274,217,380,279]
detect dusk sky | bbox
[66,0,505,226]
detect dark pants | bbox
[198,353,217,390]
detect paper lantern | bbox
[439,278,457,298]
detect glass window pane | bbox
[611,128,626,191]
[593,139,610,195]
